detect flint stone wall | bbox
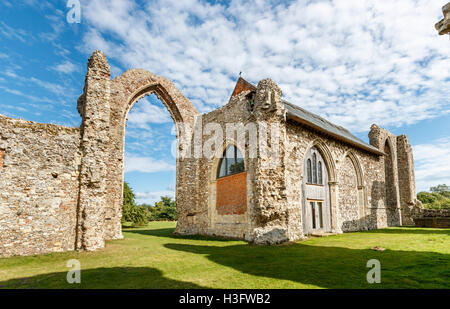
[193,77,411,244]
[0,116,81,257]
[0,50,422,257]
[285,121,401,236]
[196,91,256,240]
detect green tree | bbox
[144,196,178,221]
[122,182,148,226]
[417,184,450,210]
[430,184,450,193]
[123,182,136,206]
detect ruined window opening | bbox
[217,145,245,178]
[307,159,312,183]
[246,92,256,112]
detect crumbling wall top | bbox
[436,2,450,35]
[87,50,111,77]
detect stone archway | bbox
[76,51,199,251]
[106,69,199,241]
[302,146,331,234]
[346,152,367,228]
[301,140,339,234]
[338,151,366,231]
[207,141,249,239]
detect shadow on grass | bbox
[163,242,450,289]
[125,228,240,242]
[364,227,450,235]
[0,267,205,289]
[127,226,450,241]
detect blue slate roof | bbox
[283,100,383,155]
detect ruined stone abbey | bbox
[0,51,422,258]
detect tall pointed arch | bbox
[311,140,337,183]
[104,68,199,240]
[302,140,338,234]
[346,151,365,188]
[342,151,367,230]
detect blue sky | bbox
[0,0,449,204]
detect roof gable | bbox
[231,77,257,98]
[227,78,383,155]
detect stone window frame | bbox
[208,141,250,237]
[217,145,245,179]
[306,149,324,186]
[303,139,341,233]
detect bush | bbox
[122,203,148,226]
[417,185,450,210]
[122,182,149,227]
[143,196,178,221]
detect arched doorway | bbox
[302,146,332,234]
[76,52,200,250]
[104,69,199,240]
[123,93,176,214]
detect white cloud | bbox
[53,61,78,74]
[1,1,13,8]
[29,77,68,97]
[127,96,173,129]
[0,21,28,43]
[124,154,175,173]
[413,137,450,192]
[0,69,76,102]
[1,104,27,112]
[135,190,175,205]
[81,0,449,132]
[0,85,56,104]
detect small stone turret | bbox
[254,79,283,116]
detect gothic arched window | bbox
[318,161,323,185]
[307,159,312,183]
[217,145,245,178]
[312,153,317,184]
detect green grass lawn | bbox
[0,222,449,289]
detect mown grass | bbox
[0,222,449,289]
